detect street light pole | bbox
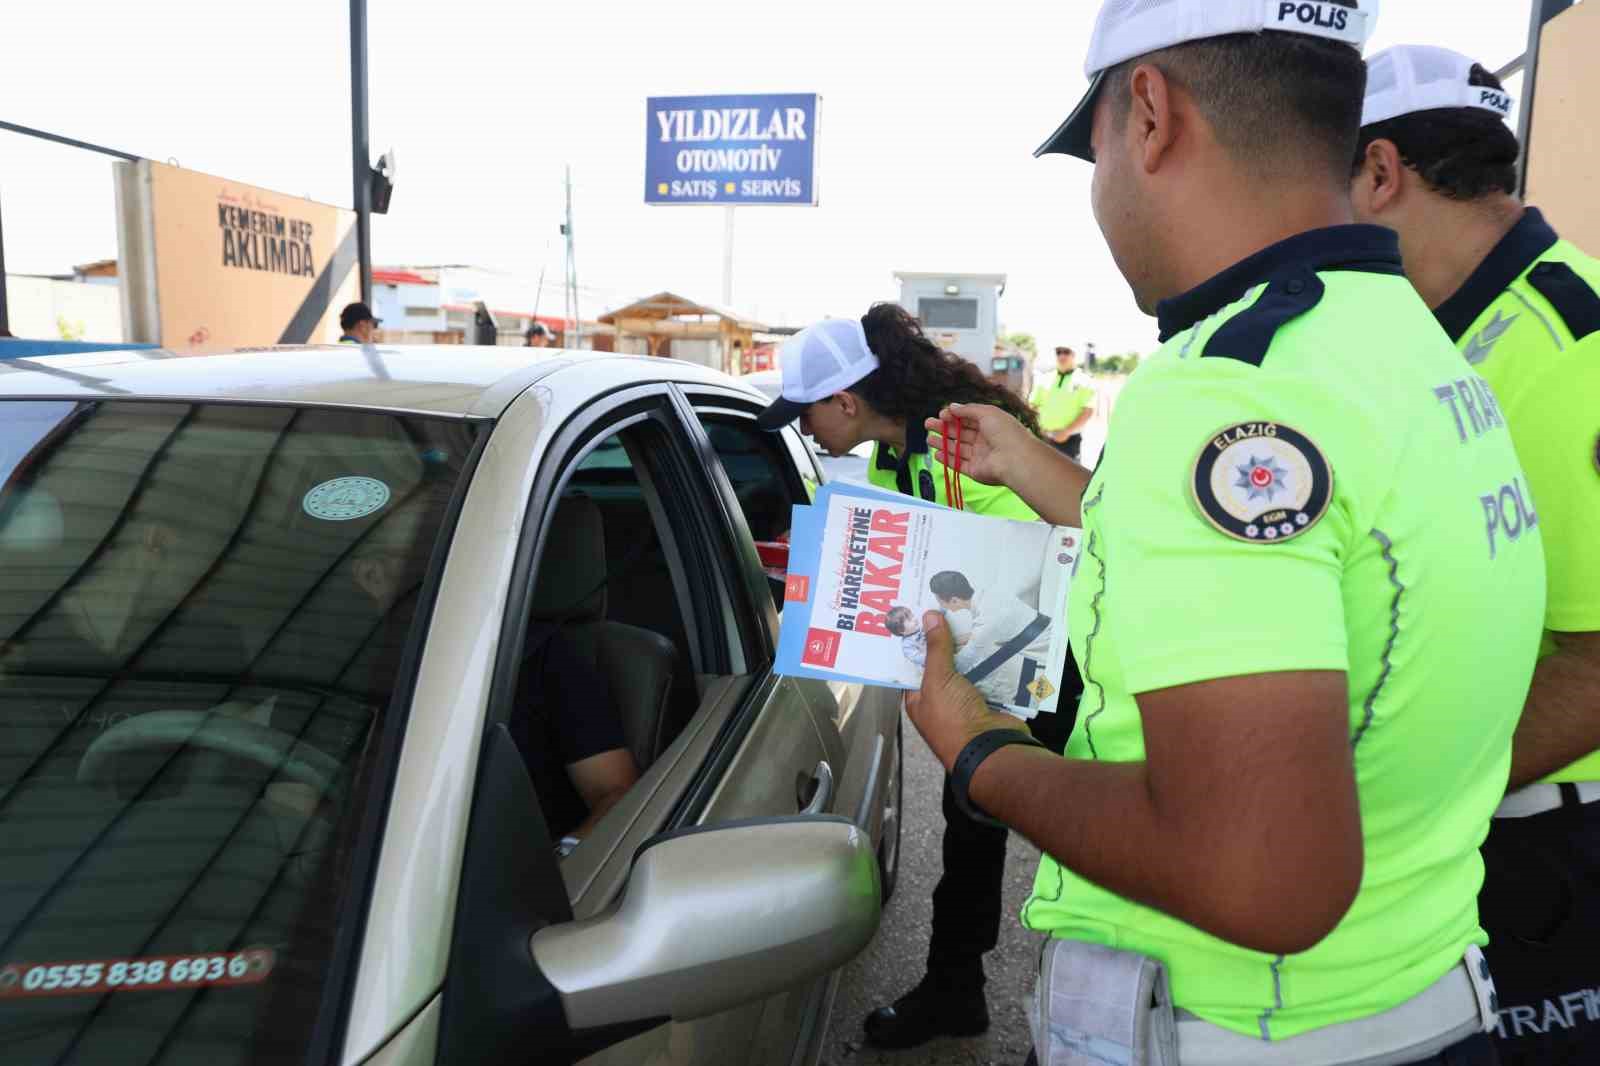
[350,0,373,305]
[0,184,10,337]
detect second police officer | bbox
[905,0,1545,1063]
[1352,45,1600,1065]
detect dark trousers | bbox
[1050,435,1082,462]
[927,694,1076,990]
[1022,1031,1498,1066]
[1479,794,1600,1065]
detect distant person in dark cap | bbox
[525,322,553,348]
[339,302,380,344]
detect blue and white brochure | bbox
[776,486,1078,719]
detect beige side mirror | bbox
[530,815,879,1028]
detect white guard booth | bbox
[893,272,1006,368]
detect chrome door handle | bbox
[799,760,834,815]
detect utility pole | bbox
[0,185,10,337]
[563,165,581,349]
[349,0,373,304]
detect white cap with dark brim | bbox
[1362,45,1515,129]
[1036,0,1379,161]
[756,318,880,431]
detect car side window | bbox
[696,415,809,543]
[507,424,724,855]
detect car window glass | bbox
[696,416,801,543]
[510,429,701,853]
[0,399,473,1065]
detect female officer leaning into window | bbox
[757,303,1040,518]
[757,302,1075,1051]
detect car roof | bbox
[0,344,762,418]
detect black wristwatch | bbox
[949,728,1044,828]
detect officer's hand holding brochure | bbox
[775,481,1078,719]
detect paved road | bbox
[823,724,1042,1066]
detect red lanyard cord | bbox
[941,417,965,511]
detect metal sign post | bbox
[722,206,736,309]
[349,0,373,305]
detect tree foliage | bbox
[1003,332,1037,357]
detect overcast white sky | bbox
[0,1,1532,354]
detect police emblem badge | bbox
[1192,422,1333,544]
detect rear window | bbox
[0,400,475,1065]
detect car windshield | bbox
[0,400,474,1065]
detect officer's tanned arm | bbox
[909,618,1362,955]
[924,404,1092,528]
[1507,631,1600,788]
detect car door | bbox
[675,386,905,1053]
[433,376,853,1066]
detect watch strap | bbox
[949,728,1043,828]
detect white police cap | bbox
[1362,45,1515,128]
[1036,0,1380,162]
[756,318,880,431]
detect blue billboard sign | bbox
[645,94,819,206]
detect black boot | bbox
[862,971,990,1049]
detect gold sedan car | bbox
[0,345,903,1066]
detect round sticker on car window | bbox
[303,477,390,521]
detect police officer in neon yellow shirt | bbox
[1030,345,1097,460]
[759,303,1073,1051]
[902,2,1544,1063]
[1351,46,1600,1064]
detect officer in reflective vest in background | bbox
[1030,345,1097,461]
[1352,46,1600,1065]
[904,1,1544,1064]
[757,305,1081,1051]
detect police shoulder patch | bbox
[1192,422,1333,544]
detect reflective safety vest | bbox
[1025,225,1544,1040]
[1433,207,1600,783]
[1030,370,1095,434]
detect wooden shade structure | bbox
[597,292,768,372]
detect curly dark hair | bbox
[1354,64,1520,200]
[854,304,1041,435]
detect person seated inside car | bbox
[508,621,640,858]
